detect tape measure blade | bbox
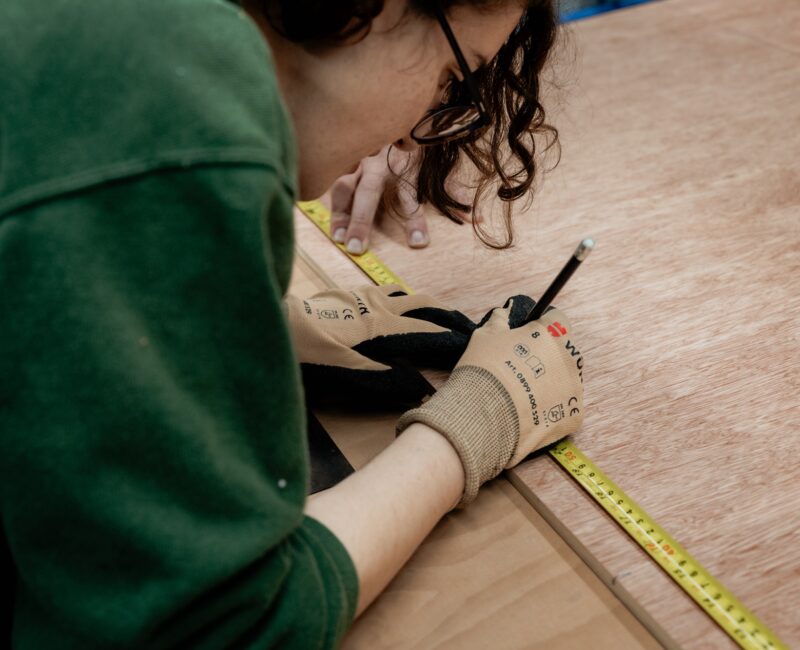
[549,441,787,650]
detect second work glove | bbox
[286,285,475,408]
[397,298,585,506]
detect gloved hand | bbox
[286,285,475,408]
[397,297,584,506]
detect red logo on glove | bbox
[548,322,567,337]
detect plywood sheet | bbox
[294,0,800,647]
[289,258,663,649]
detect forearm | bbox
[304,422,465,617]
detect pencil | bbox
[526,237,595,323]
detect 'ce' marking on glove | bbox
[569,396,580,417]
[342,308,355,320]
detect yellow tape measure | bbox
[549,442,785,650]
[296,199,787,650]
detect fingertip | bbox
[346,237,365,255]
[408,229,429,248]
[484,305,511,330]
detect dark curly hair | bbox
[248,0,561,249]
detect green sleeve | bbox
[0,165,358,649]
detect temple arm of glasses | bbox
[431,3,489,119]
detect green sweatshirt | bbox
[0,1,358,647]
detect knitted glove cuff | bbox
[396,365,520,507]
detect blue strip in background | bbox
[560,0,660,22]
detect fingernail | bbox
[333,228,346,243]
[409,230,428,246]
[346,238,364,255]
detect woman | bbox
[0,0,584,647]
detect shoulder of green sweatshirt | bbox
[1,0,296,223]
[0,2,357,648]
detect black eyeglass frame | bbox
[410,5,491,145]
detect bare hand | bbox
[328,145,428,255]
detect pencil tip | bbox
[575,237,595,261]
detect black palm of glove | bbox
[286,285,476,408]
[476,294,539,329]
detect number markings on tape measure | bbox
[296,199,788,650]
[550,441,785,650]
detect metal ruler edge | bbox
[295,199,788,650]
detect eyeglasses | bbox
[410,5,490,145]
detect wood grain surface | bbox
[293,0,800,647]
[289,256,664,649]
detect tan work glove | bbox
[286,285,475,408]
[397,299,585,506]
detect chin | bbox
[297,161,357,201]
[296,173,330,202]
